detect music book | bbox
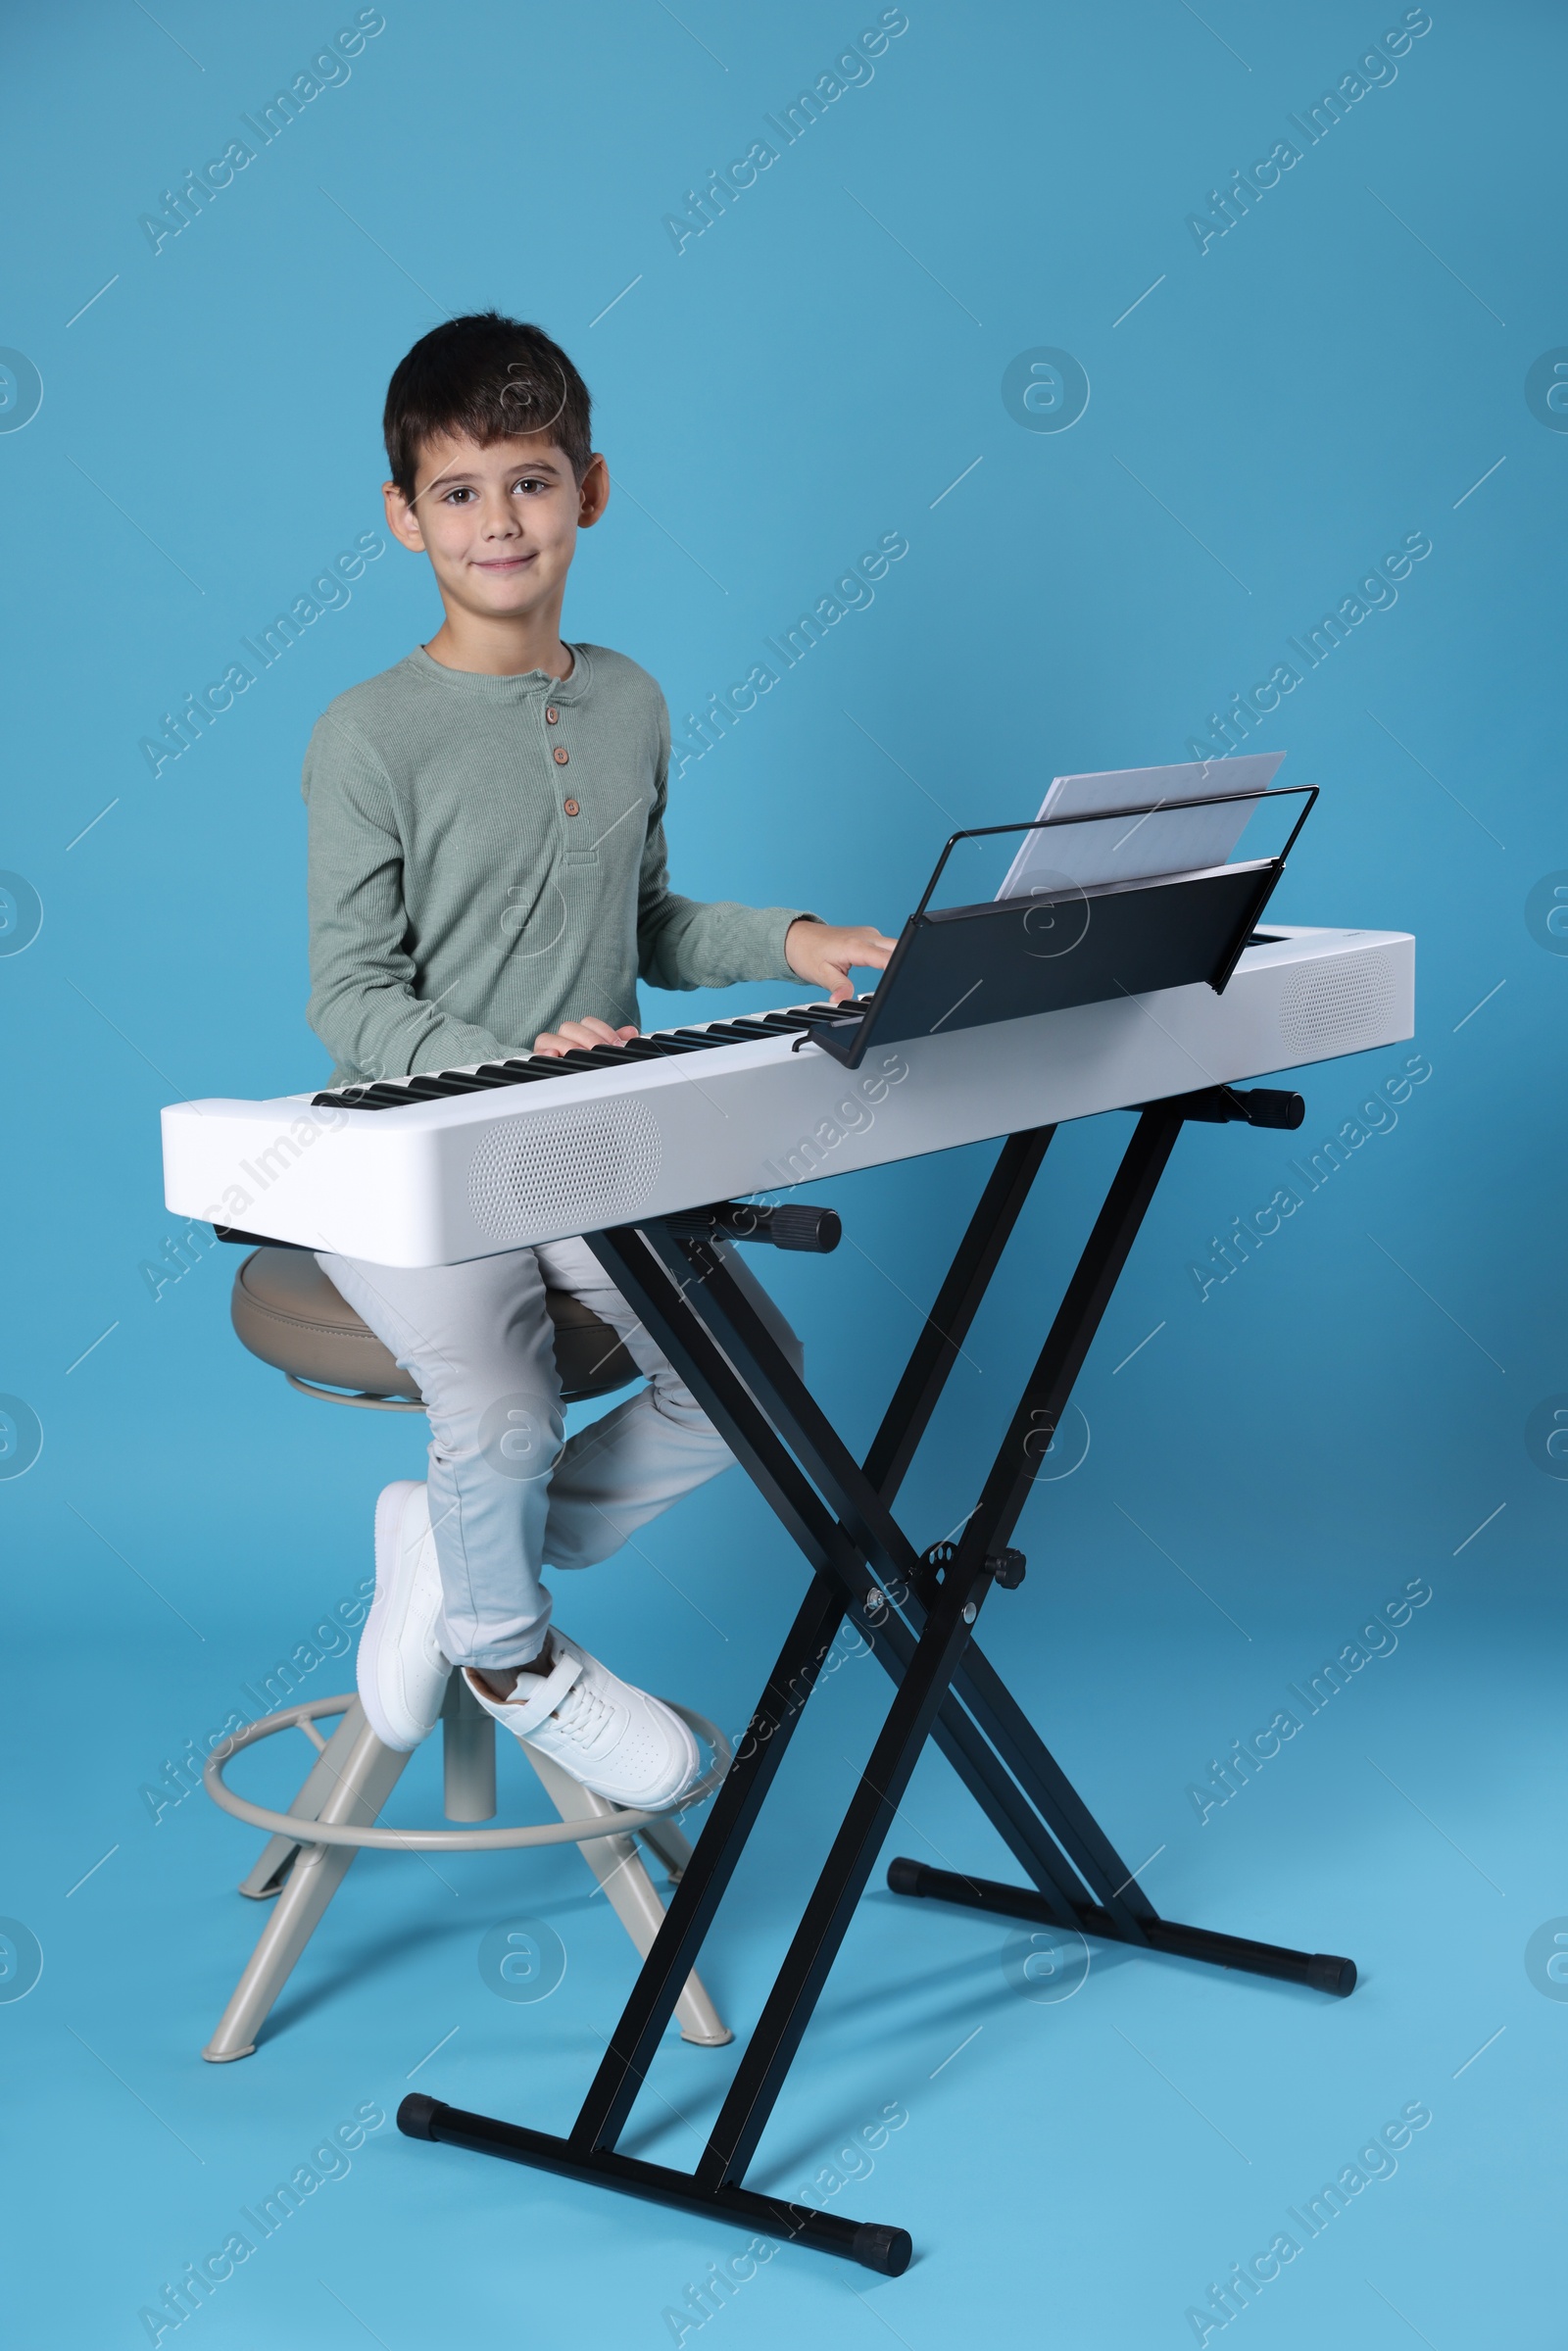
[996,753,1286,899]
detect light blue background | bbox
[2,3,1563,2344]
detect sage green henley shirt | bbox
[303,642,808,1088]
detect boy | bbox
[306,313,895,1811]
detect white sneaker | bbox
[464,1634,701,1810]
[358,1481,453,1751]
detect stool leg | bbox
[203,1711,412,2062]
[236,1701,368,1899]
[441,1671,497,1823]
[636,1816,695,1886]
[519,1747,732,2048]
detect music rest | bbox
[811,782,1316,1071]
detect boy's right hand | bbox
[533,1015,639,1058]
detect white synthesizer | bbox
[161,924,1413,1269]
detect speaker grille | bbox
[466,1102,662,1241]
[1280,953,1399,1059]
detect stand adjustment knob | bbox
[918,1542,1025,1589]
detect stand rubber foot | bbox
[852,2223,912,2276]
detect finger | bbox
[533,1022,603,1054]
[533,1019,640,1055]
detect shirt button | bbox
[564,798,580,816]
[552,745,569,766]
[545,706,560,724]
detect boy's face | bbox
[383,430,608,626]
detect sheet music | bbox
[996,753,1286,899]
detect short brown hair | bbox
[382,312,593,497]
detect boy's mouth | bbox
[472,553,534,573]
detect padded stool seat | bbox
[230,1245,638,1405]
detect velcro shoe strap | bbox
[464,1650,583,1737]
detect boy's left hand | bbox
[786,919,898,1005]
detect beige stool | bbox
[201,1246,731,2062]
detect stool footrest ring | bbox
[202,1691,730,1850]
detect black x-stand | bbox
[400,1082,1356,2274]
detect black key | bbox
[477,1062,571,1087]
[403,1073,490,1099]
[577,1042,655,1066]
[357,1083,422,1107]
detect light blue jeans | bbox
[318,1238,801,1671]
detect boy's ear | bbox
[577,454,610,530]
[383,478,426,553]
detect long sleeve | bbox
[635,699,810,991]
[304,710,506,1082]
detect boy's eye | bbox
[437,475,550,504]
